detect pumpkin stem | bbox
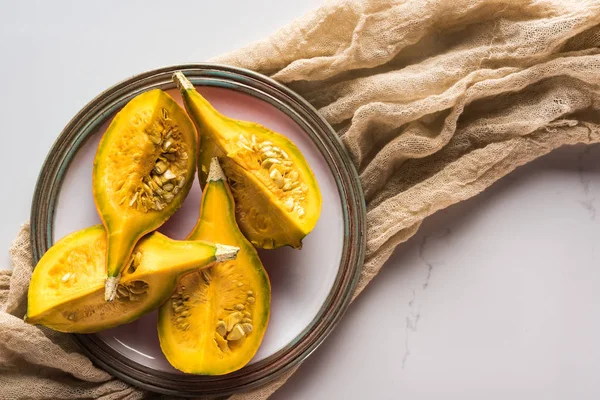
[105,275,120,302]
[172,71,194,91]
[208,157,226,182]
[215,244,239,262]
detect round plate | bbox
[30,64,365,397]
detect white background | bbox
[2,1,600,399]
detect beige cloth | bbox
[3,0,600,398]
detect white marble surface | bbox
[2,2,600,400]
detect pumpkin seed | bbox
[225,312,242,331]
[162,140,172,151]
[241,323,253,334]
[163,169,177,180]
[270,163,285,175]
[284,197,294,211]
[129,284,148,295]
[262,158,281,169]
[227,324,246,341]
[128,192,139,207]
[154,161,169,174]
[216,320,227,337]
[270,169,284,188]
[239,142,253,152]
[152,176,163,188]
[238,134,249,145]
[117,285,129,297]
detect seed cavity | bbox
[119,109,189,213]
[235,134,308,215]
[116,280,149,302]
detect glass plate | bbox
[30,64,365,397]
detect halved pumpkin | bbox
[158,158,271,375]
[92,89,197,300]
[173,72,321,249]
[26,225,238,333]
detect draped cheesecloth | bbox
[3,0,600,398]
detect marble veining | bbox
[577,147,596,220]
[402,228,452,369]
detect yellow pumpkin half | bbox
[158,158,271,375]
[173,72,321,249]
[26,225,238,333]
[93,89,197,301]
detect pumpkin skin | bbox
[92,89,197,301]
[26,225,238,334]
[173,72,321,249]
[158,158,271,375]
